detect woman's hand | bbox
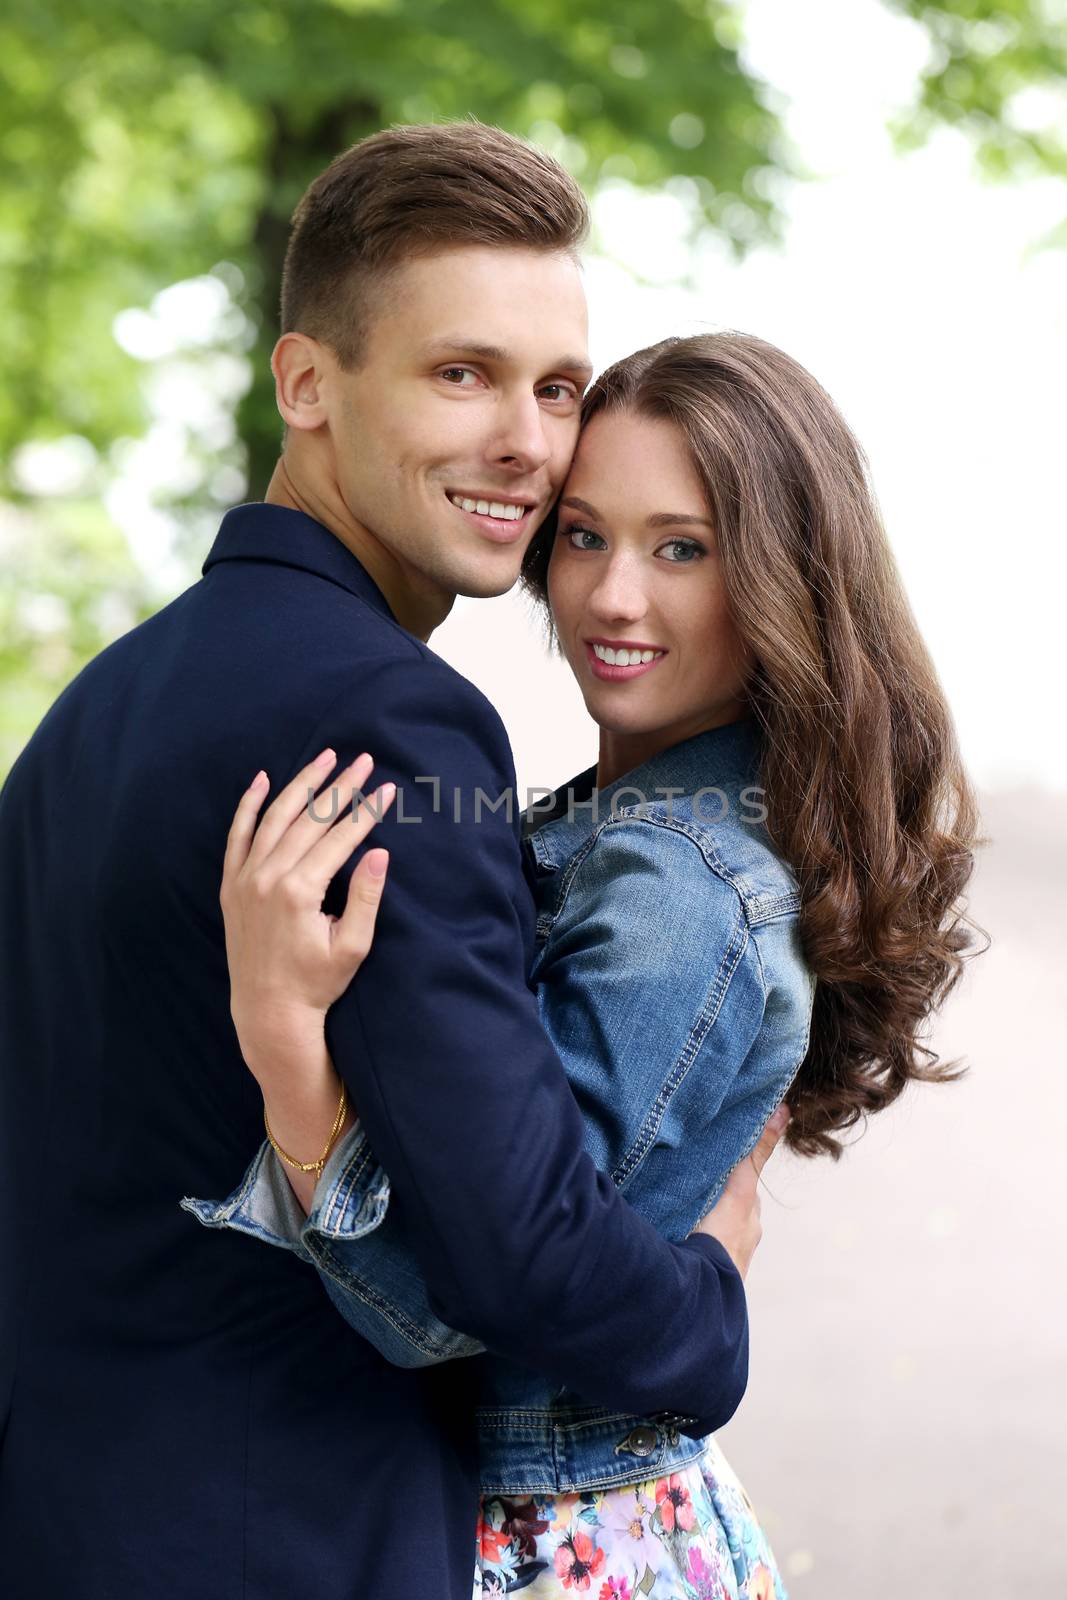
[220,747,396,1211]
[692,1105,790,1281]
[222,746,395,1070]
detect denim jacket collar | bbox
[524,714,762,873]
[202,503,396,622]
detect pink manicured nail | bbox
[315,747,335,767]
[366,850,389,877]
[249,770,268,792]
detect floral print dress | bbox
[474,1436,787,1598]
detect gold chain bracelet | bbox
[264,1080,348,1183]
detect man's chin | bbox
[449,549,527,601]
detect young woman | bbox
[191,333,979,1598]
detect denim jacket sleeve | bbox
[184,653,748,1433]
[532,815,811,1239]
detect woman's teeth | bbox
[448,493,526,521]
[592,644,664,666]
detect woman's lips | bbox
[583,642,668,682]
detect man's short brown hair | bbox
[280,121,590,368]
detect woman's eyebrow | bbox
[559,495,602,519]
[560,496,713,531]
[646,511,715,529]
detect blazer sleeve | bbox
[299,651,748,1433]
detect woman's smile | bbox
[584,638,668,680]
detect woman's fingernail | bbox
[315,747,335,767]
[249,770,268,792]
[366,849,389,877]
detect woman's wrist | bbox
[268,1091,356,1219]
[232,998,354,1169]
[232,999,330,1090]
[255,1041,354,1217]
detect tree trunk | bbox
[238,98,381,499]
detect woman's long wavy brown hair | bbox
[521,332,982,1160]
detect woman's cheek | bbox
[546,555,578,642]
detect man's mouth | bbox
[446,491,533,523]
[445,490,538,545]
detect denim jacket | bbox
[185,716,815,1494]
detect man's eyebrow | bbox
[421,337,593,379]
[560,496,713,530]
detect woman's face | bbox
[547,410,753,757]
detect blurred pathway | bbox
[717,789,1066,1595]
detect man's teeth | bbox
[592,644,664,667]
[448,493,526,521]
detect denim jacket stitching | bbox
[535,812,760,1192]
[732,944,814,1160]
[611,902,751,1189]
[304,1235,474,1361]
[536,808,798,941]
[542,824,606,928]
[314,1130,376,1236]
[746,889,803,925]
[690,942,813,1213]
[479,1437,710,1498]
[476,1407,632,1425]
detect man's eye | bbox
[538,383,577,403]
[658,539,706,563]
[439,367,479,386]
[559,525,606,551]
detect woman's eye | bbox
[439,366,480,386]
[658,539,706,563]
[559,524,606,551]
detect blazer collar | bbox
[202,503,396,622]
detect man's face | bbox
[321,245,591,604]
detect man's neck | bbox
[263,459,454,641]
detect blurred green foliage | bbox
[1,0,1064,776]
[887,0,1067,184]
[1,0,787,496]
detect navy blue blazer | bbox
[0,504,748,1599]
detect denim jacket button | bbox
[615,1424,659,1458]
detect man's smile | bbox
[445,489,537,543]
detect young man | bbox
[0,124,777,1599]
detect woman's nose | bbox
[588,560,647,623]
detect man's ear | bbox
[272,332,332,431]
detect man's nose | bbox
[491,392,551,475]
